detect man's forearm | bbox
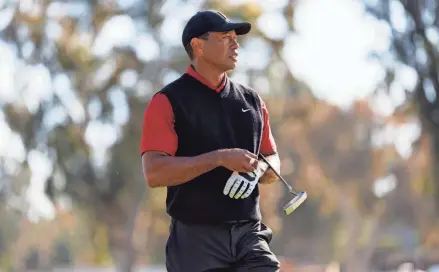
[259,153,280,184]
[143,151,222,188]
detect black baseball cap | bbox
[182,10,252,48]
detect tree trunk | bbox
[338,192,385,272]
[98,189,143,272]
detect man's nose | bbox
[230,39,239,49]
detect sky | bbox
[0,0,424,220]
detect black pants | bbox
[166,219,280,272]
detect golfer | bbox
[140,10,281,272]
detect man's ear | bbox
[191,39,204,57]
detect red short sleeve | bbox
[259,95,278,155]
[140,93,178,156]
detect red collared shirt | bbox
[140,65,277,156]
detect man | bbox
[140,9,281,272]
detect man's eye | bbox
[223,36,237,42]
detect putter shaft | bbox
[259,154,299,196]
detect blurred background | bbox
[1,0,439,271]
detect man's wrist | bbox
[212,149,225,167]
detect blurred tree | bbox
[51,241,73,267]
[365,0,439,266]
[0,0,166,270]
[0,207,20,270]
[365,0,439,197]
[24,248,41,271]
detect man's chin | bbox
[224,62,237,72]
[214,61,236,73]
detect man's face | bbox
[199,30,239,71]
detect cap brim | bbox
[213,22,251,35]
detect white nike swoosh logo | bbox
[241,108,251,112]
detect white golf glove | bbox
[223,158,263,199]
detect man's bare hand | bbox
[217,148,258,173]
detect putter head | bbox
[283,191,307,215]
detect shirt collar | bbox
[186,65,227,93]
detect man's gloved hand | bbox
[223,165,263,199]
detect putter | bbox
[259,154,307,215]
